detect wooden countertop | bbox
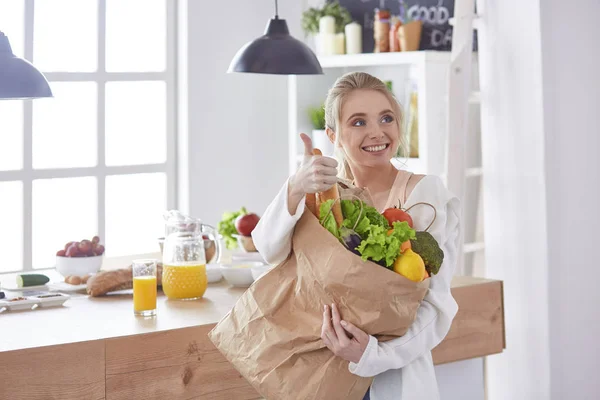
[1,280,247,353]
[1,273,503,358]
[0,262,505,400]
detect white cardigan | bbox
[251,173,461,400]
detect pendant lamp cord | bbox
[274,0,279,19]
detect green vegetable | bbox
[410,231,444,275]
[357,221,416,268]
[17,274,50,288]
[320,198,416,268]
[340,199,389,236]
[319,200,341,239]
[217,207,248,250]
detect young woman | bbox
[252,72,461,400]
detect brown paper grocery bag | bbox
[209,196,429,400]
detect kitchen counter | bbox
[0,266,504,400]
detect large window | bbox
[0,0,177,273]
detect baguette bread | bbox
[312,148,343,227]
[86,263,163,297]
[304,149,321,217]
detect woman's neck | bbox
[351,162,398,193]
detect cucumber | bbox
[16,274,50,288]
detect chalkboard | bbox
[332,0,478,53]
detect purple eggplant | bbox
[339,226,363,256]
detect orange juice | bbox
[133,276,157,314]
[162,263,207,300]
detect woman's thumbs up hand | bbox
[286,133,338,216]
[293,133,339,195]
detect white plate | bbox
[34,293,71,307]
[0,293,70,312]
[0,282,48,291]
[0,297,38,311]
[48,281,87,292]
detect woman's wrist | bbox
[287,174,306,215]
[288,174,305,199]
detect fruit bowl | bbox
[56,255,104,278]
[55,236,105,278]
[232,234,257,252]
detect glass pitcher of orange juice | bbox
[162,211,221,264]
[162,231,207,300]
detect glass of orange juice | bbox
[132,259,158,316]
[162,232,207,300]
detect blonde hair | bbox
[324,72,406,181]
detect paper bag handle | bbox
[404,202,437,232]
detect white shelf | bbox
[317,51,451,69]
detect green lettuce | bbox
[318,198,416,269]
[357,221,416,268]
[340,199,388,237]
[319,200,341,239]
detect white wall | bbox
[540,0,600,399]
[476,0,551,398]
[182,0,305,227]
[479,0,600,399]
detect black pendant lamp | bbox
[0,31,52,100]
[228,0,323,75]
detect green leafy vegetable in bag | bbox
[319,199,416,268]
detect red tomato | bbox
[382,207,414,228]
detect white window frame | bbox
[0,0,178,273]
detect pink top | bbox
[384,170,414,211]
[344,170,414,213]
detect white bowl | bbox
[251,264,274,281]
[206,263,223,283]
[220,262,264,287]
[55,255,103,277]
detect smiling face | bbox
[330,89,400,169]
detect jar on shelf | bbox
[374,8,391,53]
[389,16,402,52]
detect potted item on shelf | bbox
[308,104,334,156]
[301,1,352,56]
[397,3,423,52]
[385,80,393,92]
[398,20,423,51]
